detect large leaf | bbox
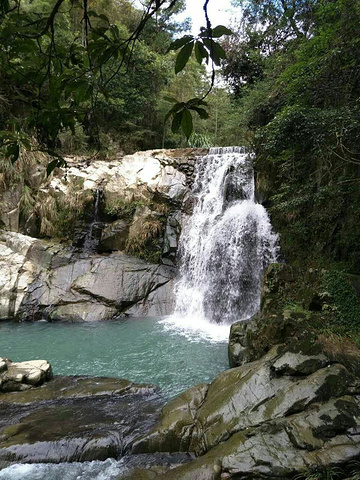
[190,106,209,119]
[164,102,186,123]
[202,39,226,66]
[46,157,67,177]
[187,98,208,107]
[167,35,194,52]
[181,109,193,139]
[171,111,183,133]
[6,143,20,163]
[175,42,194,74]
[194,41,209,64]
[211,25,233,38]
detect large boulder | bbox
[0,375,160,467]
[0,358,52,392]
[131,339,360,479]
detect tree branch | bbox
[280,0,305,39]
[17,0,67,39]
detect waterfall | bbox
[169,147,279,331]
[81,189,103,252]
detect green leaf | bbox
[98,13,110,23]
[46,159,59,177]
[1,0,10,14]
[187,98,208,106]
[46,157,66,177]
[175,42,194,74]
[194,41,203,64]
[165,102,185,124]
[202,39,226,66]
[171,111,183,133]
[181,109,193,139]
[167,35,193,52]
[190,106,209,119]
[211,25,232,37]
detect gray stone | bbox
[133,383,209,454]
[134,341,360,480]
[16,246,175,321]
[126,279,175,317]
[228,317,256,367]
[0,229,176,321]
[0,376,160,466]
[0,359,52,392]
[48,303,118,322]
[99,219,129,252]
[0,358,8,374]
[271,350,329,376]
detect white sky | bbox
[178,0,239,34]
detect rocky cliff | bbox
[0,149,203,322]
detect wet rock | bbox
[228,317,256,367]
[0,358,7,374]
[48,302,118,322]
[0,376,161,467]
[0,230,176,321]
[125,279,175,317]
[271,350,329,376]
[133,338,360,479]
[115,453,194,480]
[99,219,129,252]
[133,384,208,454]
[162,211,182,266]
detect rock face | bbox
[0,375,161,467]
[130,339,360,479]
[0,149,206,321]
[0,230,175,321]
[0,358,52,392]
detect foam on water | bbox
[159,315,230,343]
[0,459,123,480]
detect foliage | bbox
[295,462,360,480]
[105,198,146,219]
[0,0,232,157]
[322,270,360,331]
[126,216,164,263]
[222,0,360,271]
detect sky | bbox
[178,0,239,34]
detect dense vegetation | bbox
[0,0,234,158]
[223,0,360,276]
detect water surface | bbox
[0,317,228,399]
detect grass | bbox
[295,463,360,480]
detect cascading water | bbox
[164,147,278,338]
[81,188,103,252]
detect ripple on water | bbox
[0,317,228,399]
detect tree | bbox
[221,0,360,269]
[0,0,231,169]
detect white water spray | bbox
[162,147,278,341]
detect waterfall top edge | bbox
[208,146,248,155]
